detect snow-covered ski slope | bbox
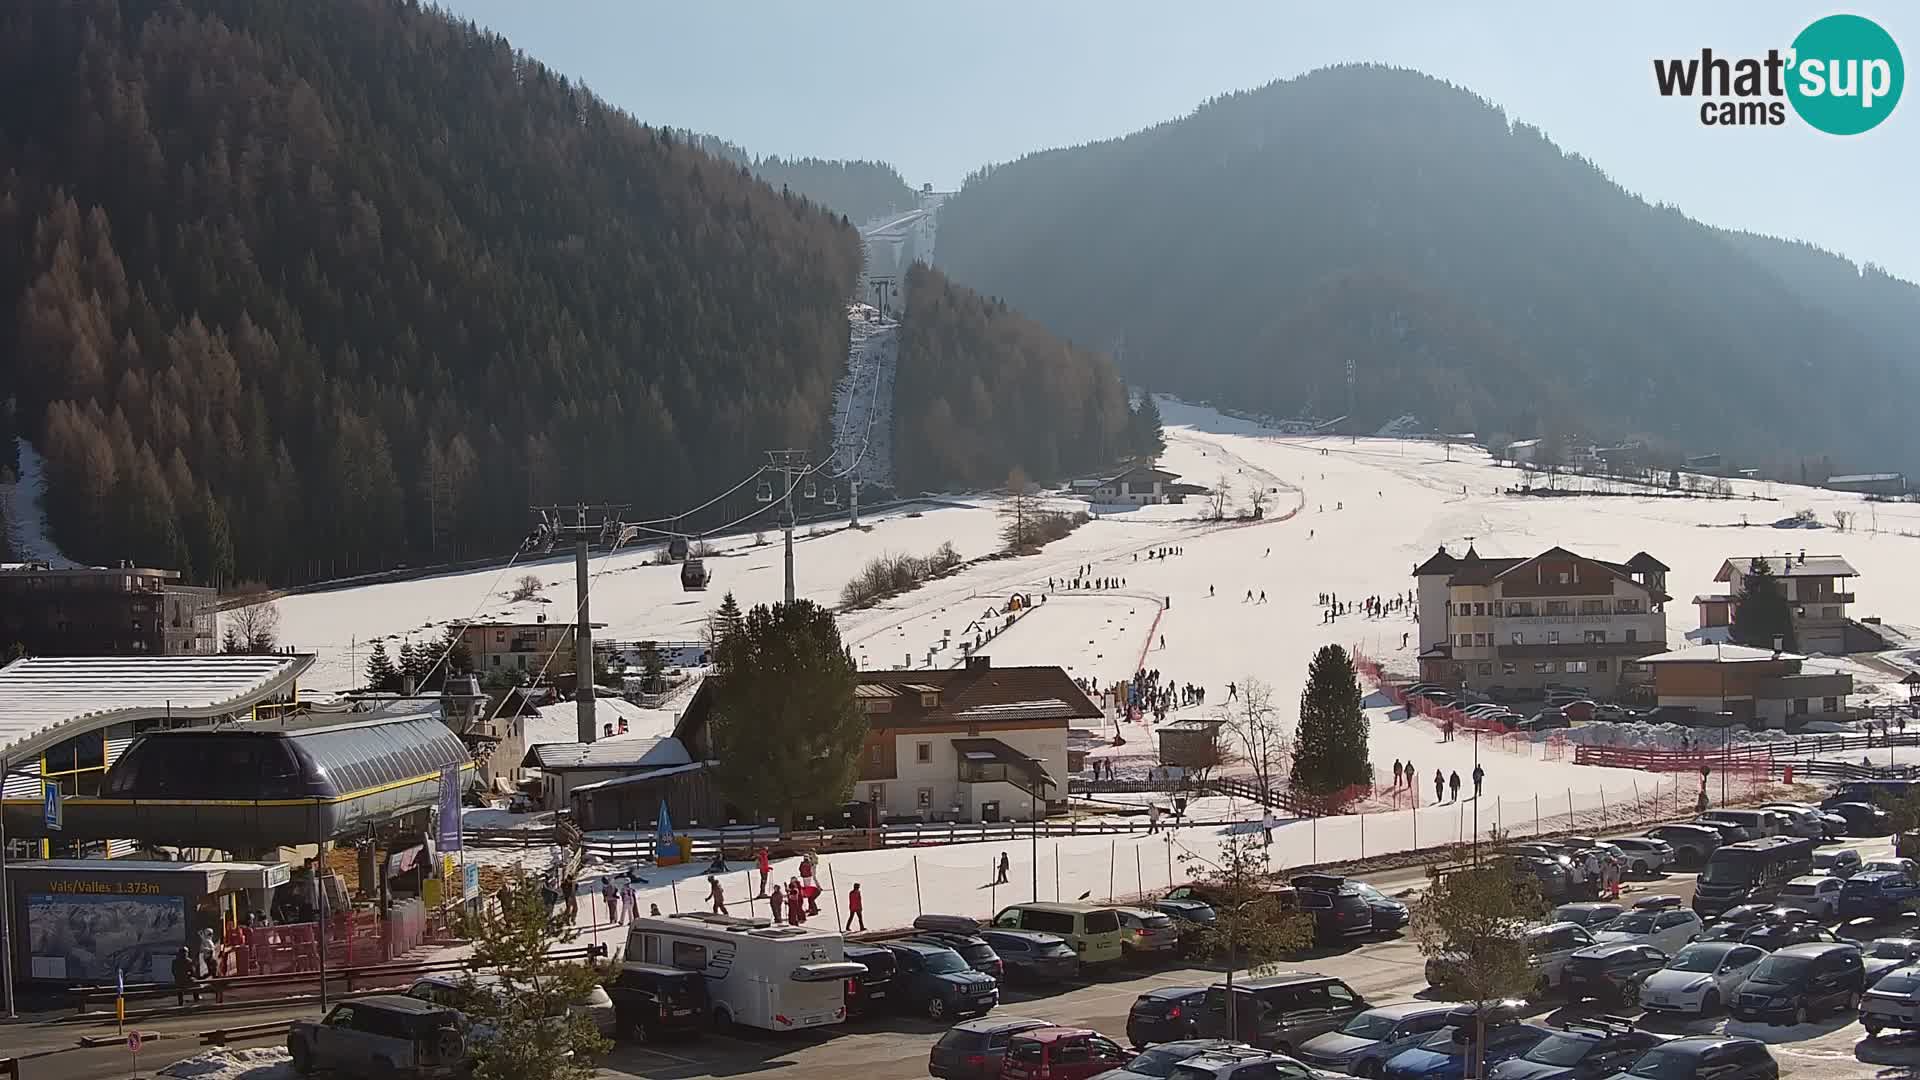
[829,304,897,492]
[1,437,78,567]
[280,399,1920,704]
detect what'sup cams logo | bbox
[1654,13,1903,133]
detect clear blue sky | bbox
[437,1,1920,281]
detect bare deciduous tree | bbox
[1245,482,1271,519]
[1207,471,1233,521]
[510,574,544,602]
[223,599,281,654]
[1223,677,1287,805]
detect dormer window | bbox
[920,691,939,708]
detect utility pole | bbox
[763,451,812,604]
[524,504,633,743]
[849,478,860,529]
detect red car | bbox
[1000,1027,1132,1080]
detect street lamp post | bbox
[1221,897,1258,1043]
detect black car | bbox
[882,941,1001,1021]
[1560,944,1667,1006]
[980,930,1079,984]
[1730,942,1865,1025]
[1349,880,1410,934]
[1738,912,1840,952]
[1127,986,1209,1047]
[607,964,708,1042]
[928,1017,1052,1080]
[1486,1016,1664,1080]
[843,945,897,1018]
[1611,1036,1777,1080]
[1644,825,1722,867]
[1828,801,1893,836]
[1291,875,1374,940]
[911,930,1006,981]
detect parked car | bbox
[1350,881,1410,934]
[1756,805,1825,840]
[1486,1015,1663,1080]
[1505,853,1571,900]
[1198,972,1368,1053]
[1559,943,1668,1006]
[1115,907,1183,961]
[1811,848,1862,879]
[1604,838,1673,876]
[992,903,1127,965]
[1644,825,1722,867]
[1508,845,1583,891]
[1771,876,1844,921]
[1865,857,1920,878]
[1738,910,1841,951]
[1590,908,1702,954]
[1429,922,1593,999]
[1518,709,1570,732]
[1094,1040,1241,1080]
[928,1017,1052,1080]
[1862,938,1920,985]
[1637,942,1765,1016]
[1002,1026,1134,1080]
[1838,869,1920,920]
[1774,868,1850,910]
[289,994,470,1080]
[1154,898,1218,926]
[1167,1048,1322,1080]
[606,963,709,1042]
[1729,942,1865,1025]
[1688,819,1750,846]
[1549,903,1623,931]
[912,930,1006,981]
[843,944,898,1017]
[1126,987,1209,1047]
[1828,801,1893,836]
[1380,1019,1551,1080]
[406,972,617,1039]
[982,930,1080,984]
[882,940,1000,1020]
[1860,965,1920,1036]
[1291,875,1375,941]
[1295,1001,1458,1078]
[1608,1036,1777,1080]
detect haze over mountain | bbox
[682,133,922,225]
[934,65,1920,473]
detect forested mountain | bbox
[683,133,921,224]
[0,0,864,585]
[894,264,1136,491]
[935,65,1920,471]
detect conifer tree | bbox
[396,640,419,687]
[1730,556,1798,653]
[1129,390,1166,458]
[1290,644,1370,796]
[365,640,399,692]
[706,592,745,669]
[708,599,864,827]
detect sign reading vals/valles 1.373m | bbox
[1654,13,1904,133]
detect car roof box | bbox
[914,913,981,934]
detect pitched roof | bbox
[1717,555,1858,580]
[1637,644,1805,664]
[1440,546,1663,593]
[521,734,693,771]
[524,698,676,748]
[0,654,313,761]
[1826,473,1902,484]
[854,664,1104,727]
[1412,546,1459,576]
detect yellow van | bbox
[990,903,1124,965]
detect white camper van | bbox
[624,913,866,1032]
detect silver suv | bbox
[290,994,470,1078]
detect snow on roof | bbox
[952,699,1082,722]
[523,697,675,748]
[567,761,707,794]
[1826,473,1903,484]
[1638,643,1805,664]
[1718,555,1859,579]
[522,734,693,771]
[0,654,312,758]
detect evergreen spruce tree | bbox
[1130,390,1166,458]
[637,640,666,693]
[706,591,745,670]
[366,640,399,692]
[708,599,865,827]
[396,640,419,688]
[1730,556,1798,652]
[440,627,474,679]
[1290,644,1371,796]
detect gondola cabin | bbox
[681,558,710,591]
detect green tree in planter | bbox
[708,599,865,827]
[1290,644,1371,796]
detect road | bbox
[10,837,1916,1080]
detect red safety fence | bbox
[1571,745,1777,774]
[220,898,427,977]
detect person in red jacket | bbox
[785,878,805,926]
[756,847,772,897]
[845,883,865,931]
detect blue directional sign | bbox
[43,781,61,831]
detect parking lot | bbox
[587,833,1920,1080]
